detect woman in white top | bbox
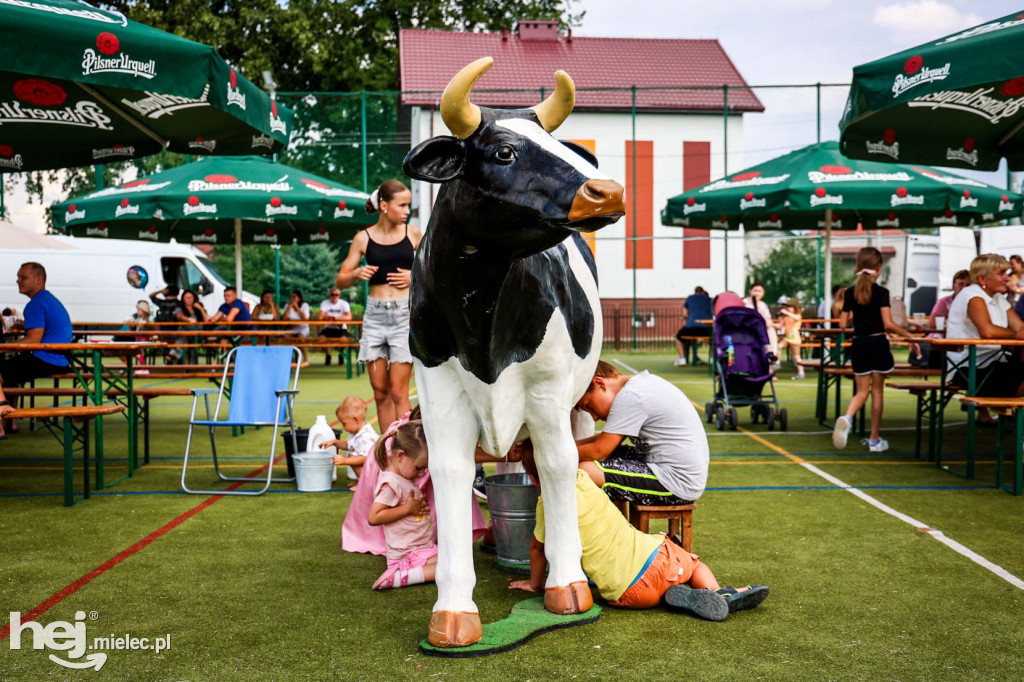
[945,253,1024,399]
[743,282,779,363]
[281,289,311,360]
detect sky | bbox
[576,0,1020,180]
[4,0,1020,231]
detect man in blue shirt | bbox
[207,286,253,331]
[0,262,73,437]
[673,286,713,367]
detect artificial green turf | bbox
[2,353,1024,679]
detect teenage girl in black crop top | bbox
[336,180,423,430]
[832,247,920,454]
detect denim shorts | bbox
[358,298,412,365]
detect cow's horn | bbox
[441,57,492,139]
[532,70,575,133]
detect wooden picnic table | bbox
[1,341,165,489]
[922,337,1024,484]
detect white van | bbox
[902,227,978,315]
[0,236,255,322]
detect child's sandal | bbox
[715,585,770,613]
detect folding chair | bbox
[181,346,301,495]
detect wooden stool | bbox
[613,501,696,552]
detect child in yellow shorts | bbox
[509,444,768,620]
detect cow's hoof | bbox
[544,581,594,615]
[427,610,483,647]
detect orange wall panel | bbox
[682,141,711,270]
[625,140,653,269]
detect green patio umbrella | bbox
[662,141,1023,304]
[52,156,370,291]
[0,0,293,173]
[839,10,1024,171]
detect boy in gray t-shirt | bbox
[575,360,709,505]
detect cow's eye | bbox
[494,145,515,164]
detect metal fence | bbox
[601,304,686,351]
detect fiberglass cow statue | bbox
[403,57,625,647]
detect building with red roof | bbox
[400,21,764,301]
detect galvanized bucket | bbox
[484,473,540,571]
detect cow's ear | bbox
[403,136,466,183]
[560,140,598,169]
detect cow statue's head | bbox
[403,57,625,256]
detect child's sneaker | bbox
[715,586,770,613]
[663,585,729,621]
[868,438,889,453]
[791,373,806,380]
[673,356,687,367]
[832,416,851,449]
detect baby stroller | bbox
[705,306,788,431]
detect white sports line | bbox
[612,357,1024,590]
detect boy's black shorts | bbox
[597,445,691,506]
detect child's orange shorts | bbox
[610,539,702,609]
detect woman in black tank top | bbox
[336,180,422,429]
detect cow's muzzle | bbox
[568,179,626,225]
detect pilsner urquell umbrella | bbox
[661,141,1023,303]
[839,10,1024,171]
[0,0,293,173]
[52,156,370,290]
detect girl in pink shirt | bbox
[368,416,437,590]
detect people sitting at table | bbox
[673,285,712,367]
[945,254,1024,406]
[317,287,352,366]
[207,287,252,329]
[172,289,207,364]
[281,290,310,361]
[0,262,73,438]
[149,285,180,322]
[252,289,279,327]
[916,269,971,369]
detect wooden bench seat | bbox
[824,367,941,377]
[957,395,1024,495]
[2,404,125,506]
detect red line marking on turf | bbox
[0,455,284,640]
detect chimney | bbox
[501,25,508,41]
[517,19,560,41]
[567,27,572,43]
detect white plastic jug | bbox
[306,415,338,482]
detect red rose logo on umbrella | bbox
[1002,194,1009,202]
[338,200,346,209]
[887,212,896,220]
[815,187,826,197]
[0,145,12,158]
[204,228,214,237]
[318,226,327,235]
[205,174,237,184]
[229,69,238,89]
[266,228,275,237]
[963,190,971,199]
[69,204,76,212]
[770,214,778,222]
[686,197,696,206]
[819,165,852,175]
[122,178,151,188]
[270,197,282,207]
[188,196,200,206]
[120,198,129,208]
[271,101,278,117]
[896,187,908,197]
[904,55,923,75]
[148,225,157,234]
[732,171,760,181]
[963,138,975,152]
[743,192,753,201]
[944,209,954,218]
[1001,78,1024,97]
[883,129,896,145]
[13,79,67,107]
[96,32,120,56]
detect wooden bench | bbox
[612,500,695,552]
[958,395,1024,496]
[885,381,962,461]
[819,367,941,430]
[2,404,125,506]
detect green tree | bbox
[745,236,847,309]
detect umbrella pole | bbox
[235,217,243,293]
[824,209,833,328]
